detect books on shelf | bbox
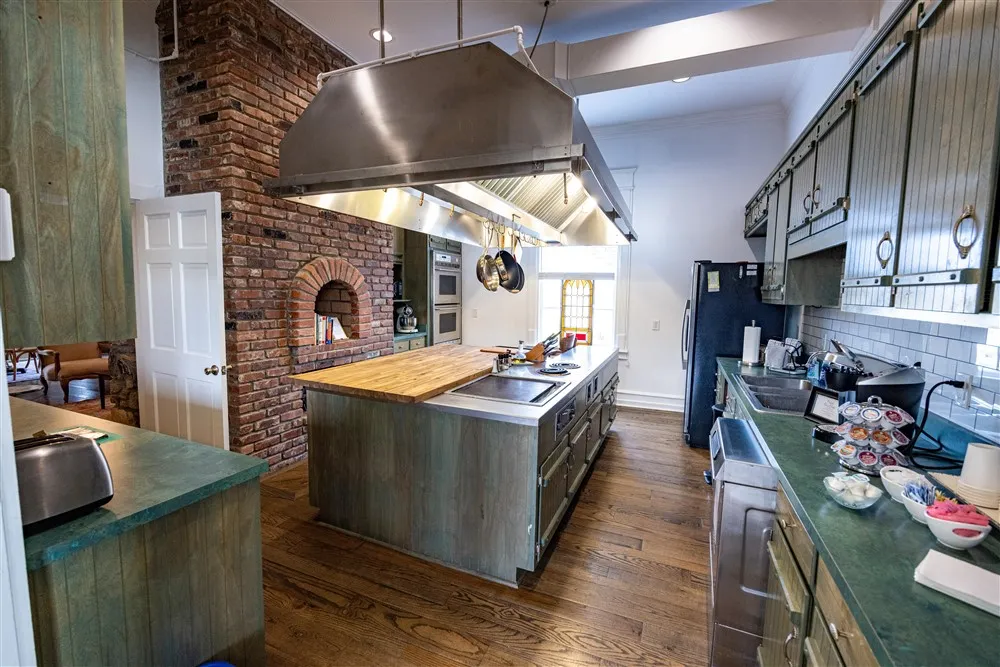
[315,314,348,345]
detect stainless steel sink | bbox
[736,374,812,414]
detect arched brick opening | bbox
[288,257,372,348]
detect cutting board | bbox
[289,345,495,403]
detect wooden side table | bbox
[5,347,39,381]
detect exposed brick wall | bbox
[287,256,373,360]
[157,0,395,467]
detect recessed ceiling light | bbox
[370,28,393,42]
[672,77,691,83]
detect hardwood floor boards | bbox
[260,408,712,666]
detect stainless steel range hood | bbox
[267,40,636,247]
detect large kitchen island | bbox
[290,344,619,585]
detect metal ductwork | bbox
[267,39,636,247]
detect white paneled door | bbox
[135,193,229,449]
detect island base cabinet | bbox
[538,442,570,553]
[27,481,265,667]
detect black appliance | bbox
[682,261,785,448]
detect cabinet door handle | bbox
[783,627,799,667]
[802,192,813,214]
[828,622,851,640]
[876,232,894,270]
[952,204,980,259]
[812,185,821,206]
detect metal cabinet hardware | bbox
[892,268,980,287]
[952,204,979,259]
[876,232,894,269]
[783,627,799,667]
[828,622,850,640]
[917,0,946,29]
[859,31,913,95]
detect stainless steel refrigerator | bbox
[681,261,785,448]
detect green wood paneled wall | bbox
[28,480,266,667]
[0,0,135,347]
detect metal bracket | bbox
[892,268,981,287]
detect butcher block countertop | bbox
[289,344,495,403]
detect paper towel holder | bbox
[740,319,764,367]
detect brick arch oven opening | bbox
[288,257,373,349]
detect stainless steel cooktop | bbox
[448,374,564,405]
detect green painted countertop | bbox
[716,359,1000,667]
[12,398,268,571]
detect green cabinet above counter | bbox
[0,0,135,347]
[747,0,1000,324]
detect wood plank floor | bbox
[260,408,712,667]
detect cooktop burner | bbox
[546,362,581,370]
[538,367,569,376]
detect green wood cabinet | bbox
[745,0,1000,323]
[0,0,135,347]
[788,88,855,259]
[841,7,920,309]
[893,0,1000,314]
[763,167,792,303]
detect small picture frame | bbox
[803,385,841,425]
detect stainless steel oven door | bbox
[432,266,462,306]
[432,305,461,344]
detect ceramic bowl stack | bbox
[829,397,914,476]
[957,443,1000,509]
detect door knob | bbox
[204,365,220,376]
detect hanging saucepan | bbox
[501,233,525,293]
[494,227,518,285]
[476,224,499,291]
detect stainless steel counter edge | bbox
[422,346,619,426]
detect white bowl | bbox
[924,512,992,550]
[824,477,883,510]
[902,494,930,524]
[880,466,923,504]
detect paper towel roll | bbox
[742,325,761,364]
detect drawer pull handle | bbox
[829,622,850,640]
[779,518,793,531]
[876,232,893,269]
[783,627,799,667]
[952,204,979,259]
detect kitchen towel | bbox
[914,549,1000,617]
[742,322,761,365]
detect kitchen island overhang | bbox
[290,345,620,585]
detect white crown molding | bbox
[269,0,360,66]
[617,389,684,413]
[591,104,787,140]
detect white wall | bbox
[783,51,854,148]
[462,244,539,348]
[125,53,165,200]
[594,107,787,410]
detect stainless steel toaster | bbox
[14,433,114,530]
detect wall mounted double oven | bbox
[431,247,462,344]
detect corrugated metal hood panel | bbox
[267,42,635,247]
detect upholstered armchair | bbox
[37,343,109,402]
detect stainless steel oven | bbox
[431,251,462,306]
[431,304,461,345]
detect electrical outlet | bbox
[652,320,661,331]
[958,373,974,408]
[365,351,380,360]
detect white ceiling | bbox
[272,0,767,65]
[271,0,869,127]
[579,54,844,128]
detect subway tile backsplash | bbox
[801,307,1000,444]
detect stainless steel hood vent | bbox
[267,39,636,247]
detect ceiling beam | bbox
[527,0,876,96]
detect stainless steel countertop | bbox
[423,346,619,426]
